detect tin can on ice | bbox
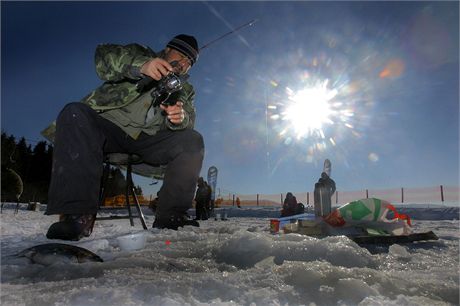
[270,219,280,233]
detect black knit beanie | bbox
[167,34,199,66]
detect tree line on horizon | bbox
[1,132,143,204]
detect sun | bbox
[282,81,337,138]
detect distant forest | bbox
[1,132,143,204]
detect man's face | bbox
[164,48,192,75]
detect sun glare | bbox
[282,82,337,138]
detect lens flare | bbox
[262,43,378,170]
[282,81,337,139]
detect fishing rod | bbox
[136,19,258,99]
[200,19,258,50]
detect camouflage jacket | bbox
[41,43,197,179]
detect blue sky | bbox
[2,1,458,197]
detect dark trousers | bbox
[195,201,208,220]
[46,103,204,219]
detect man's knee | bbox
[57,103,97,126]
[180,129,204,153]
[60,102,91,114]
[58,102,91,119]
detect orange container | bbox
[270,219,280,233]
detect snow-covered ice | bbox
[1,204,459,306]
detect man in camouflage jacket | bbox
[43,35,204,240]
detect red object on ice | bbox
[387,204,412,226]
[323,209,346,227]
[270,219,280,233]
[165,240,171,246]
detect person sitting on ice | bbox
[295,202,305,215]
[42,34,203,241]
[281,192,298,217]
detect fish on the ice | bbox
[17,243,103,265]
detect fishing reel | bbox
[136,60,189,106]
[150,72,189,106]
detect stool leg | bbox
[130,183,148,230]
[126,164,148,229]
[96,155,148,229]
[98,162,111,209]
[125,164,135,226]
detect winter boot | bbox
[46,214,96,241]
[153,213,199,230]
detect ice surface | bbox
[1,204,458,306]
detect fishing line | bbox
[199,19,258,50]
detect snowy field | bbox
[1,204,459,306]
